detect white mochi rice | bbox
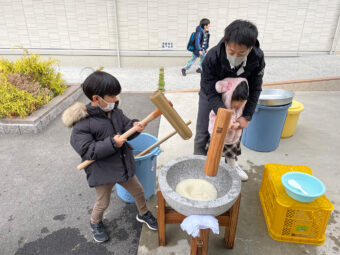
[175,178,218,201]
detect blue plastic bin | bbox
[241,103,291,152]
[116,133,161,203]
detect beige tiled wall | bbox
[0,0,117,50]
[0,0,339,53]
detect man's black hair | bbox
[232,81,249,101]
[200,18,210,28]
[81,71,121,100]
[224,20,258,48]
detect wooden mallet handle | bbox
[76,109,162,171]
[120,109,162,139]
[135,120,191,157]
[204,108,233,177]
[77,160,94,171]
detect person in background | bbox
[181,18,210,76]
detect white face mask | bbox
[98,96,115,112]
[227,54,247,67]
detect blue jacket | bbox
[194,26,210,57]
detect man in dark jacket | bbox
[194,20,265,165]
[182,18,210,76]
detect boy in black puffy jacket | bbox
[62,71,158,243]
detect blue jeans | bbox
[184,51,206,70]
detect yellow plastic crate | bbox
[259,163,334,245]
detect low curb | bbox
[0,84,82,134]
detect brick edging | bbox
[0,84,82,134]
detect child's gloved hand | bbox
[134,122,145,133]
[114,135,127,148]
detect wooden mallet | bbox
[77,91,192,170]
[204,108,233,177]
[150,91,192,140]
[76,108,163,170]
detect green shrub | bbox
[0,51,66,118]
[0,75,48,119]
[8,73,53,99]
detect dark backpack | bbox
[187,32,195,52]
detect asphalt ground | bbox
[0,93,160,255]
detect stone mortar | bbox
[158,155,241,216]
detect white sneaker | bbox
[235,162,248,181]
[225,158,236,169]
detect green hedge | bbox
[0,51,66,118]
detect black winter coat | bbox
[201,38,265,119]
[63,101,139,187]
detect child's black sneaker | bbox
[90,221,109,242]
[136,211,158,230]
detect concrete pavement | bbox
[1,54,340,255]
[138,91,340,255]
[59,55,340,91]
[0,93,160,255]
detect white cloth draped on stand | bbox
[180,215,219,237]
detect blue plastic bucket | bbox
[116,133,161,203]
[241,103,291,152]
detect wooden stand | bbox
[157,190,241,255]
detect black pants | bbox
[194,92,211,155]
